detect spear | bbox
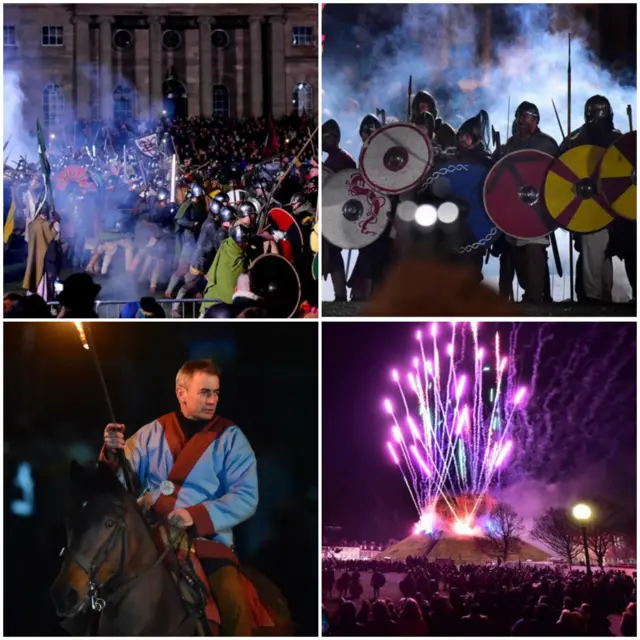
[626,105,633,132]
[407,75,413,122]
[506,95,511,142]
[567,32,574,303]
[551,99,566,140]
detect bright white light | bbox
[415,204,438,227]
[572,503,592,521]
[397,200,418,222]
[437,201,459,224]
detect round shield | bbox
[322,169,391,249]
[359,123,433,194]
[249,253,301,318]
[598,131,637,221]
[227,189,247,206]
[434,162,499,252]
[544,145,615,233]
[484,150,558,239]
[55,165,96,192]
[268,207,304,262]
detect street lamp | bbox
[572,503,592,576]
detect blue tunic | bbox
[106,412,258,550]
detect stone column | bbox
[269,17,286,117]
[198,16,213,117]
[148,15,163,119]
[97,16,114,121]
[72,15,91,119]
[235,27,244,117]
[249,17,264,117]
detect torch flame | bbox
[74,322,90,350]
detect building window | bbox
[293,82,313,116]
[292,26,313,47]
[213,85,229,117]
[113,29,134,51]
[162,29,182,51]
[113,85,134,122]
[4,25,16,47]
[41,26,64,47]
[211,29,229,49]
[43,84,65,126]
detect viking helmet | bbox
[213,192,230,204]
[457,110,491,149]
[238,201,257,220]
[322,119,341,144]
[219,205,237,223]
[584,95,613,124]
[209,199,223,216]
[412,91,438,120]
[230,223,250,245]
[359,114,382,141]
[515,101,540,122]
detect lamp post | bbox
[572,503,592,576]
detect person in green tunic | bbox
[200,224,250,315]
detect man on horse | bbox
[101,359,258,635]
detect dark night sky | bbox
[4,321,318,636]
[322,322,636,543]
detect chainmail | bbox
[415,162,499,254]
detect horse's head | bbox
[51,460,145,618]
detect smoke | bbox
[3,69,33,163]
[323,4,636,155]
[321,5,636,303]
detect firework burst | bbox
[384,322,528,536]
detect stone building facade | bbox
[3,3,319,128]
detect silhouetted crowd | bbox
[322,561,637,636]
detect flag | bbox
[3,185,16,244]
[262,119,280,157]
[36,120,55,210]
[135,134,159,157]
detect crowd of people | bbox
[322,558,637,636]
[322,93,636,307]
[4,112,318,318]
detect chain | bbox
[417,164,469,195]
[416,163,499,254]
[455,227,499,254]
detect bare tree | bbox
[587,500,623,568]
[531,508,581,567]
[475,502,525,563]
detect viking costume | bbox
[411,90,457,148]
[166,193,207,298]
[559,95,622,303]
[322,119,355,302]
[23,211,61,301]
[99,411,266,635]
[200,234,246,312]
[453,111,496,282]
[503,101,559,303]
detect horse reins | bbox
[62,499,185,615]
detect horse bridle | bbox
[61,499,178,614]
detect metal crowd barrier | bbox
[46,298,222,319]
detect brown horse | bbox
[51,461,295,636]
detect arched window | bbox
[293,82,313,117]
[213,85,229,117]
[113,85,134,122]
[43,84,64,126]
